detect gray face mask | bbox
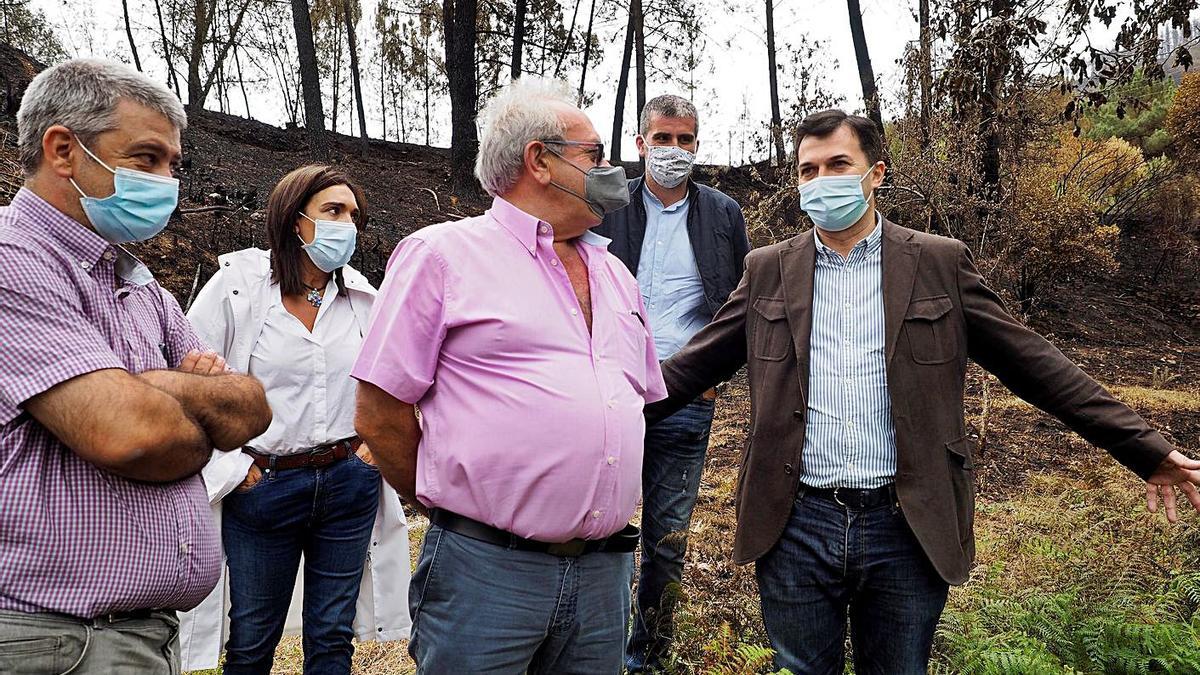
[545,147,630,218]
[645,145,695,189]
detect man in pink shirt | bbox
[353,77,667,673]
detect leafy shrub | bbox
[1165,72,1200,169]
[937,571,1200,673]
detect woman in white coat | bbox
[179,165,409,674]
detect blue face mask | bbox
[69,138,179,244]
[797,168,876,232]
[299,213,358,273]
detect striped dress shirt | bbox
[801,214,898,489]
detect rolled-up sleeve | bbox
[351,238,449,404]
[0,249,124,425]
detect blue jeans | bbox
[408,524,633,673]
[755,488,949,675]
[222,454,380,675]
[626,397,715,672]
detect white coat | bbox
[178,248,411,671]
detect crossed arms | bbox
[24,350,271,483]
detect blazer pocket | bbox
[904,295,957,365]
[945,435,976,545]
[751,297,791,362]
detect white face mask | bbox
[645,145,696,189]
[298,213,357,273]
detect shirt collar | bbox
[489,196,612,255]
[642,186,689,214]
[12,187,114,271]
[813,211,883,261]
[12,188,155,286]
[579,229,612,250]
[489,196,552,257]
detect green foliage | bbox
[0,1,68,65]
[937,575,1200,674]
[1084,72,1176,157]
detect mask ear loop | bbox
[68,135,118,200]
[297,212,318,247]
[543,144,602,216]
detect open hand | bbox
[179,349,227,376]
[1145,450,1200,523]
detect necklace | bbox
[302,283,324,308]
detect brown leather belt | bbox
[244,437,362,471]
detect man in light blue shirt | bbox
[638,186,710,356]
[594,94,750,672]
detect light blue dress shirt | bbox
[802,213,899,489]
[636,189,711,359]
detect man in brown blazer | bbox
[648,109,1200,674]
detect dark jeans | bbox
[755,488,950,675]
[222,453,380,675]
[626,397,715,672]
[409,525,632,673]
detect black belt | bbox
[804,484,897,510]
[429,509,640,556]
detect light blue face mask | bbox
[69,138,179,244]
[299,213,358,273]
[797,168,876,232]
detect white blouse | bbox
[245,279,363,455]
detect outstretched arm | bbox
[956,243,1196,519]
[650,265,751,424]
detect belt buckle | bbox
[833,487,849,508]
[546,540,587,557]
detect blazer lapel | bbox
[882,219,921,364]
[779,233,816,405]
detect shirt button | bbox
[79,261,91,270]
[592,510,602,519]
[179,542,190,554]
[539,225,549,234]
[551,259,560,266]
[607,457,616,465]
[607,400,616,409]
[571,308,578,316]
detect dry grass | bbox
[988,385,1200,414]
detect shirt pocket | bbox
[612,308,651,394]
[903,295,957,365]
[751,296,791,362]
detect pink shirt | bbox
[352,198,666,542]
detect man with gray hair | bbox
[593,94,749,671]
[0,59,270,673]
[353,77,666,672]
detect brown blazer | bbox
[650,218,1174,585]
